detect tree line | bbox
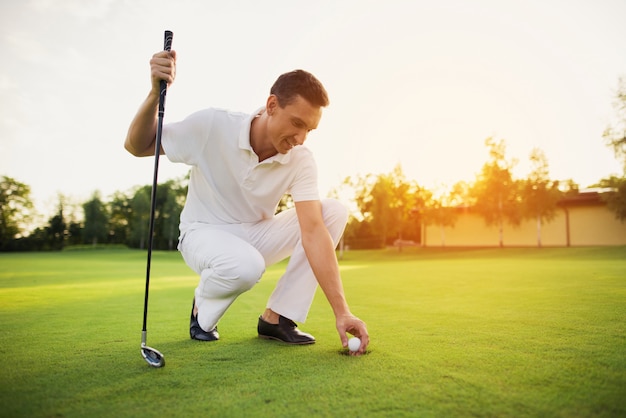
[2,78,625,252]
[340,138,583,249]
[1,136,624,252]
[0,178,186,252]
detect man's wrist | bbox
[332,304,352,319]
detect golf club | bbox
[141,29,173,368]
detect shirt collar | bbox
[239,107,292,164]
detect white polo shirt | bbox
[162,107,320,232]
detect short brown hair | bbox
[270,70,329,108]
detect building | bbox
[422,191,626,247]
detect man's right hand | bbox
[336,313,370,356]
[149,50,177,95]
[124,50,177,157]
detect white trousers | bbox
[178,198,348,331]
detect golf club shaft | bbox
[142,30,173,336]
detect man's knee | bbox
[243,252,266,289]
[322,198,348,225]
[204,248,265,294]
[321,198,348,241]
[229,250,265,290]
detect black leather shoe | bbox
[257,315,315,345]
[190,298,219,341]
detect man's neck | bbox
[250,111,277,162]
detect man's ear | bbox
[266,95,278,116]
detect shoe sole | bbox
[258,334,316,345]
[191,334,219,342]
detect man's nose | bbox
[295,131,308,145]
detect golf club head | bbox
[141,344,165,368]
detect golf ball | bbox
[348,337,361,352]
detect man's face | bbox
[266,94,323,154]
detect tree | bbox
[603,76,626,172]
[470,138,522,247]
[59,195,83,247]
[343,173,379,248]
[161,179,185,250]
[108,191,132,245]
[405,185,433,248]
[366,174,393,246]
[600,76,626,221]
[45,200,67,250]
[82,192,109,246]
[387,165,423,247]
[0,176,34,249]
[595,176,626,222]
[130,186,151,249]
[521,148,562,247]
[67,220,83,246]
[424,182,466,247]
[347,165,420,248]
[379,165,414,247]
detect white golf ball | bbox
[348,337,361,352]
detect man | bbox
[125,48,369,355]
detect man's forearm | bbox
[124,92,160,157]
[302,228,351,318]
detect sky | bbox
[1,0,625,218]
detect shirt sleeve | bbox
[162,108,215,166]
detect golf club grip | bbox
[159,30,173,115]
[164,30,173,52]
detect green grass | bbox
[0,246,625,417]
